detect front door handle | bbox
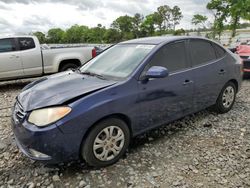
[183,80,193,86]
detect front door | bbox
[0,38,23,80]
[134,41,194,133]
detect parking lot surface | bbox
[0,78,249,188]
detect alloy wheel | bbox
[222,86,235,108]
[93,126,125,161]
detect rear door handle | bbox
[183,80,193,86]
[219,69,226,75]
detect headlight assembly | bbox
[28,106,71,127]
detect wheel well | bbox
[58,59,81,71]
[228,79,238,92]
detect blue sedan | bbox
[12,36,242,167]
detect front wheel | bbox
[213,82,236,114]
[82,118,130,167]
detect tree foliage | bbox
[31,5,184,44]
[192,14,208,28]
[207,0,250,39]
[30,2,249,44]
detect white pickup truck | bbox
[0,36,96,81]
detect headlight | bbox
[28,106,71,127]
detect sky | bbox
[0,0,211,35]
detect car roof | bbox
[120,36,210,45]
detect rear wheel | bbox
[213,82,236,113]
[82,118,130,167]
[59,63,79,72]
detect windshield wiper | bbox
[81,71,107,80]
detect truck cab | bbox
[0,36,42,80]
[0,36,95,81]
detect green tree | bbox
[152,12,164,33]
[228,0,250,37]
[173,28,185,35]
[32,31,46,43]
[65,25,89,43]
[192,14,208,28]
[207,0,229,39]
[171,6,183,30]
[87,24,106,43]
[140,14,155,37]
[207,0,250,39]
[240,0,250,20]
[47,28,65,43]
[103,29,122,43]
[132,13,144,38]
[111,15,134,40]
[157,5,172,29]
[153,5,183,32]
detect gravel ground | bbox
[0,78,250,188]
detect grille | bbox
[15,101,26,121]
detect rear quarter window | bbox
[212,43,226,58]
[18,37,35,50]
[189,40,217,66]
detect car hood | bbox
[18,71,117,111]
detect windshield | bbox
[80,44,155,80]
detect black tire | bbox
[82,118,130,167]
[213,82,236,114]
[59,63,79,72]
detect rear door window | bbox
[0,38,16,53]
[18,37,36,50]
[146,41,188,73]
[189,40,217,66]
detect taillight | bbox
[92,48,97,58]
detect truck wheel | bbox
[60,63,79,72]
[213,82,236,114]
[82,118,130,167]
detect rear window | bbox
[0,38,16,53]
[18,37,35,50]
[189,40,217,66]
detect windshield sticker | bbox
[136,45,155,50]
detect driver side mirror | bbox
[144,66,169,79]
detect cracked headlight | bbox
[28,106,71,127]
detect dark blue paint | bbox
[12,36,242,164]
[145,66,169,79]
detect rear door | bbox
[17,37,43,76]
[135,40,195,131]
[0,38,23,80]
[188,39,227,111]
